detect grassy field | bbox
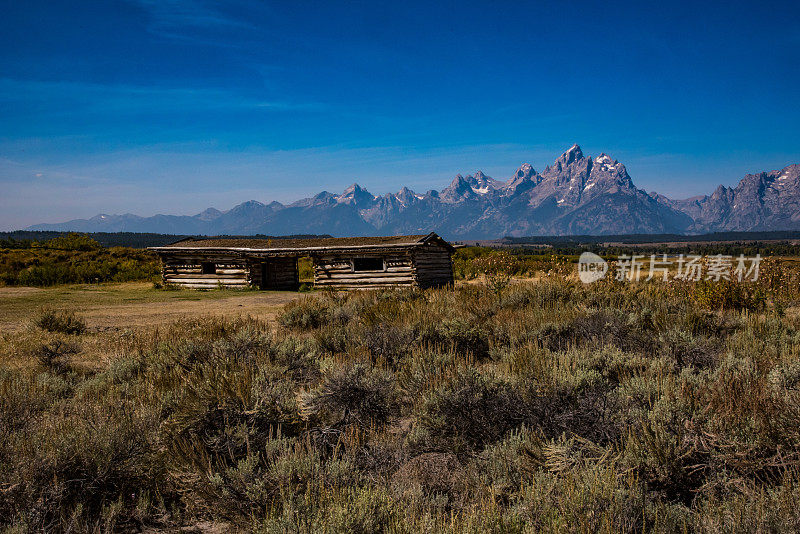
[4,241,800,532]
[0,283,301,333]
[0,283,301,380]
[2,271,800,532]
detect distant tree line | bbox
[0,233,160,286]
[0,231,188,249]
[0,231,334,249]
[500,242,800,257]
[497,230,800,246]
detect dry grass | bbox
[0,282,301,334]
[3,270,800,531]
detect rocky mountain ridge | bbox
[27,146,800,239]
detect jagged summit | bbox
[504,163,538,195]
[336,183,375,206]
[341,183,367,194]
[465,171,501,194]
[558,143,583,165]
[512,163,535,178]
[27,145,800,239]
[440,174,477,203]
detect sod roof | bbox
[151,234,450,252]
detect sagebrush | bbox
[3,277,800,531]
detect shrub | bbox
[418,318,491,359]
[278,298,329,329]
[301,364,396,429]
[360,323,414,364]
[32,308,87,335]
[659,328,719,370]
[0,406,161,531]
[211,325,272,363]
[391,452,463,497]
[0,246,159,286]
[499,280,577,309]
[297,256,314,282]
[535,310,652,354]
[33,339,80,375]
[471,251,517,295]
[416,370,524,453]
[692,279,767,311]
[0,370,70,443]
[6,260,800,530]
[266,337,321,384]
[42,232,101,251]
[161,363,304,507]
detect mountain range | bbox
[27,145,800,240]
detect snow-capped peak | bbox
[461,171,500,195]
[594,153,619,172]
[516,163,534,176]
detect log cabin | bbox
[149,233,455,290]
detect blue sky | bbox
[1,0,798,230]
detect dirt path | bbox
[81,292,302,330]
[0,282,304,334]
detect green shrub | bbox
[360,323,414,363]
[0,405,161,531]
[42,232,101,251]
[33,308,87,335]
[418,318,491,359]
[0,246,158,286]
[692,279,767,311]
[535,310,652,354]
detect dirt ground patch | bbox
[0,286,45,297]
[0,282,303,334]
[80,291,301,331]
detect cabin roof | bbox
[149,233,454,254]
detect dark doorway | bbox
[260,262,270,290]
[256,258,300,291]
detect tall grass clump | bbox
[33,308,87,335]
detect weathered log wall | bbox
[160,254,250,289]
[158,240,453,291]
[412,244,454,289]
[160,253,300,290]
[312,253,417,290]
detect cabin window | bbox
[201,262,216,275]
[352,257,385,272]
